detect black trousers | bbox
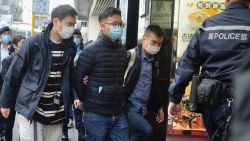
[0,104,16,141]
[201,103,231,141]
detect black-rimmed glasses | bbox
[104,23,126,28]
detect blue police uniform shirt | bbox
[128,49,154,115]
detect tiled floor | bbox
[13,118,208,141]
[166,135,208,141]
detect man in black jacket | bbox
[73,7,128,141]
[123,25,164,141]
[0,5,77,141]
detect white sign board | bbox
[32,0,50,14]
[177,0,225,57]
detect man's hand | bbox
[1,108,10,118]
[168,102,182,121]
[82,76,88,85]
[74,100,83,111]
[156,108,164,123]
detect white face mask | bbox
[145,44,160,55]
[59,26,74,39]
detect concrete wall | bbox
[0,0,23,21]
[87,16,100,41]
[87,0,100,41]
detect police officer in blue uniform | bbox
[168,0,250,140]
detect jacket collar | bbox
[136,44,142,58]
[226,2,249,10]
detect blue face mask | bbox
[108,26,123,40]
[74,38,81,46]
[1,35,12,44]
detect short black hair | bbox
[51,5,78,21]
[239,0,250,2]
[239,0,250,4]
[0,26,10,35]
[73,29,82,36]
[144,25,164,38]
[98,7,121,23]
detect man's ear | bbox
[100,21,105,30]
[52,18,59,25]
[142,36,146,43]
[225,0,230,4]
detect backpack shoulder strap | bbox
[123,48,136,85]
[30,33,43,56]
[33,33,43,48]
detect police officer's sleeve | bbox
[168,31,201,104]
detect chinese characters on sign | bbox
[197,1,225,10]
[181,33,194,42]
[177,0,225,57]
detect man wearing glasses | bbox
[73,7,128,141]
